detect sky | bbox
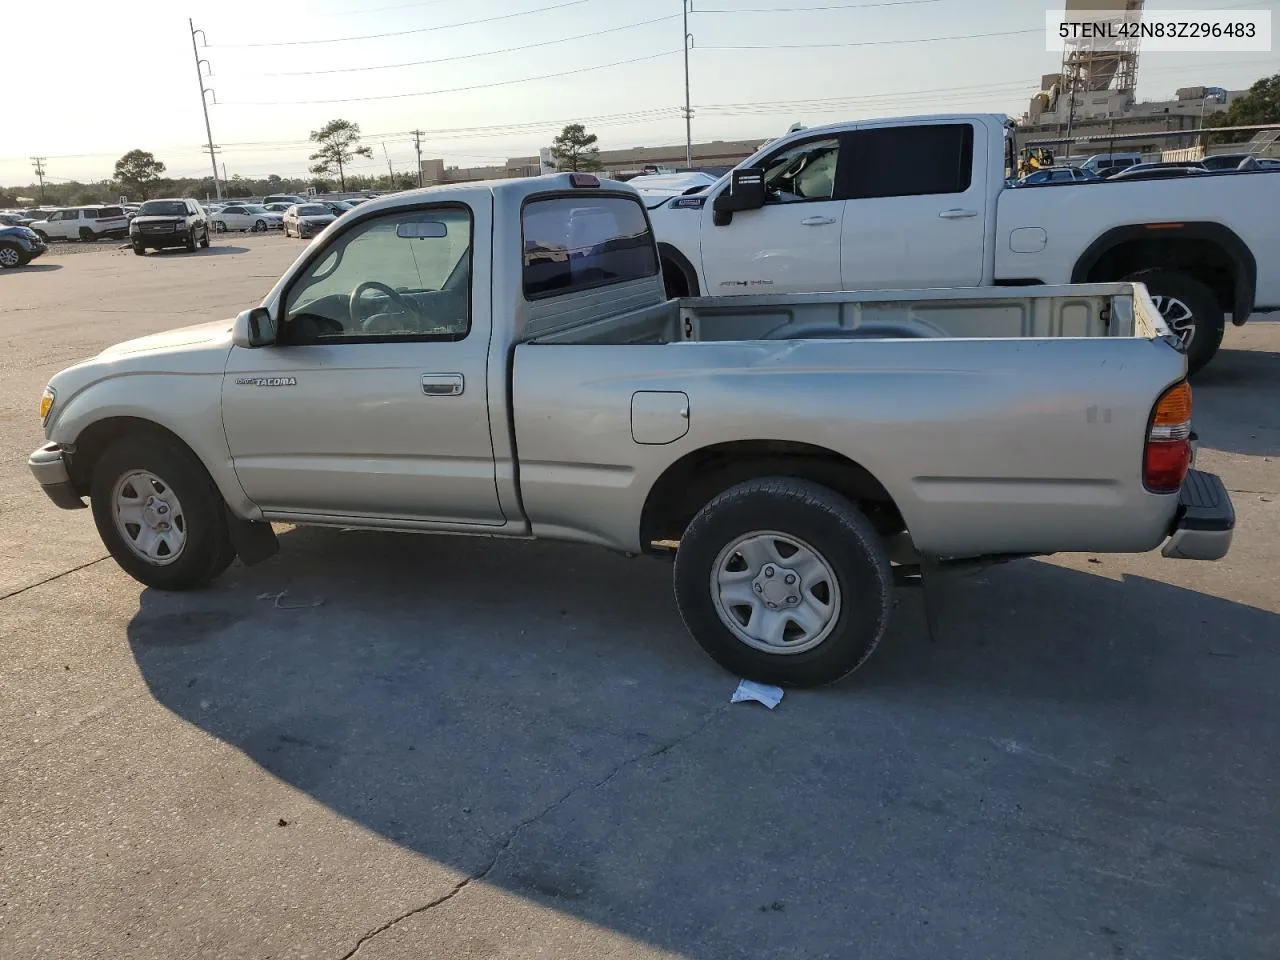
[3,0,1278,188]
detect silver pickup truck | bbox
[29,172,1234,686]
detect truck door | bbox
[221,198,504,525]
[840,121,987,289]
[698,134,848,294]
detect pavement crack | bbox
[338,705,726,959]
[0,555,110,602]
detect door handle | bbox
[938,208,978,220]
[422,373,464,396]
[800,216,838,226]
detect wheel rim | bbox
[112,470,188,566]
[0,247,19,267]
[255,220,265,231]
[710,531,842,655]
[1150,294,1196,347]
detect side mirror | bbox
[232,307,277,348]
[712,167,766,226]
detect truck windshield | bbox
[138,201,187,217]
[522,195,658,299]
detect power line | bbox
[220,50,682,105]
[256,14,681,76]
[209,0,592,48]
[699,27,1041,50]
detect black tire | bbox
[132,242,147,256]
[673,477,892,687]
[89,433,234,591]
[0,242,28,269]
[79,227,94,242]
[214,220,225,233]
[184,228,198,252]
[199,227,211,249]
[254,218,266,232]
[1124,268,1225,375]
[35,229,49,242]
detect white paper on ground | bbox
[730,679,784,710]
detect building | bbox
[420,139,762,185]
[1015,85,1258,159]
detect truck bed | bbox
[529,282,1170,346]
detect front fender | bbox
[46,372,259,519]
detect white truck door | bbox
[840,120,987,289]
[698,135,846,294]
[222,199,504,525]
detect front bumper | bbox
[1161,469,1233,561]
[29,442,86,510]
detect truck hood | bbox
[98,318,233,358]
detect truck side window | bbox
[760,137,842,204]
[522,195,658,299]
[846,123,974,199]
[281,205,473,345]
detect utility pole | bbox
[682,0,693,168]
[30,157,47,202]
[382,143,394,184]
[412,129,425,187]
[222,162,228,185]
[190,19,222,200]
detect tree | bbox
[550,123,603,172]
[308,119,373,191]
[1204,73,1280,144]
[114,150,166,200]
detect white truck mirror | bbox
[232,307,277,348]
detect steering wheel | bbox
[350,280,415,332]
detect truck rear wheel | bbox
[90,434,234,591]
[673,478,892,687]
[1125,268,1225,375]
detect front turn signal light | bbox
[39,386,55,423]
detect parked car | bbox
[282,203,337,239]
[0,212,36,227]
[649,112,1280,373]
[212,203,282,233]
[1202,153,1260,171]
[1080,153,1144,177]
[1107,164,1208,181]
[262,194,307,207]
[1014,166,1100,186]
[129,198,211,255]
[30,206,130,242]
[319,200,355,217]
[27,173,1233,687]
[0,224,48,268]
[262,202,293,214]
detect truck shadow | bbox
[151,245,250,257]
[124,529,1280,958]
[1190,347,1280,457]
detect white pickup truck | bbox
[650,113,1280,372]
[29,173,1233,686]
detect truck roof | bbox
[350,173,637,219]
[769,113,1010,140]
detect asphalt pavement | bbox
[1,236,1278,959]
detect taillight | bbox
[1144,380,1192,493]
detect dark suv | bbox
[129,198,211,255]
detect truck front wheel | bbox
[1125,268,1225,375]
[90,434,235,590]
[673,478,892,687]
